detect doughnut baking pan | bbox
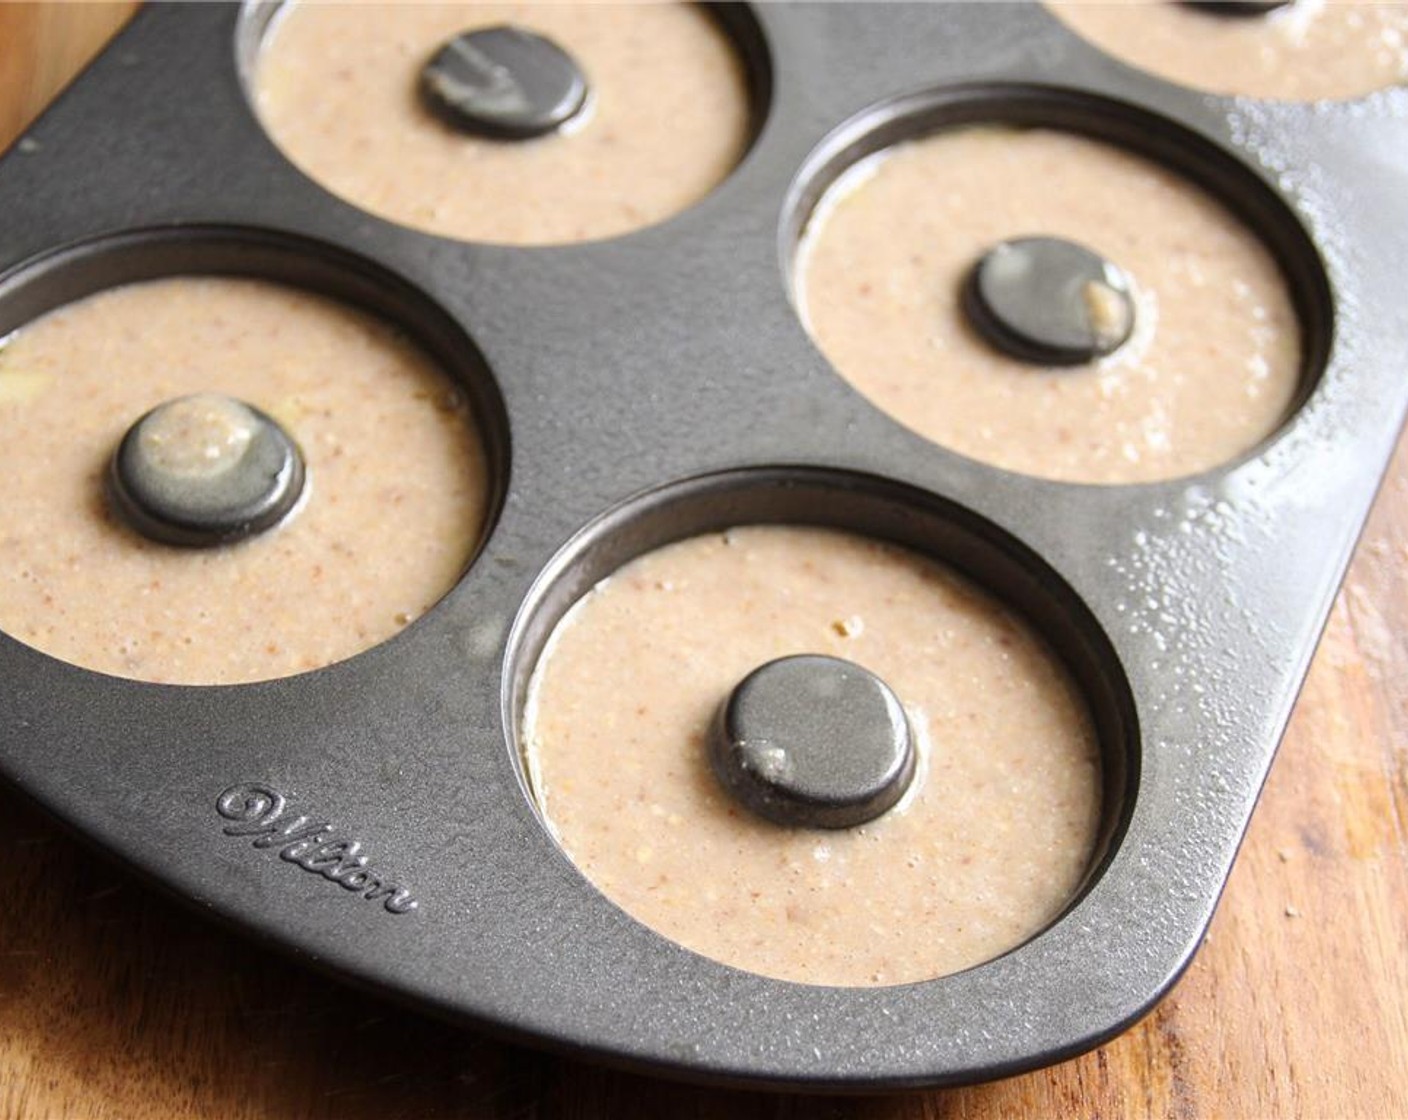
[1,1,1406,1091]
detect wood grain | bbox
[0,6,1404,1118]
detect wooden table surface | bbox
[1,6,1405,1118]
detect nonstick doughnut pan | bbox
[1,1,1405,1091]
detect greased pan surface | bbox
[0,2,1406,1091]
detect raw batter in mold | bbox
[0,276,489,685]
[524,525,1102,987]
[254,3,751,245]
[797,125,1302,485]
[1049,1,1408,102]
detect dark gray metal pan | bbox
[1,1,1405,1090]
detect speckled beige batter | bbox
[524,526,1102,986]
[797,126,1302,485]
[1050,1,1408,102]
[254,2,751,245]
[0,277,488,685]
